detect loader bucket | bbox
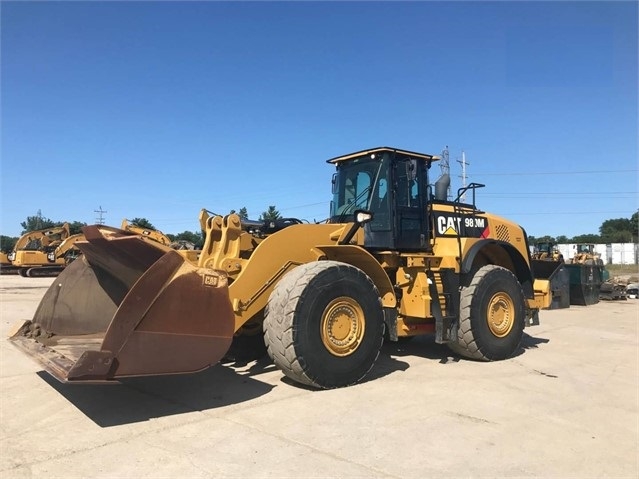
[9,225,235,383]
[531,259,570,309]
[564,263,603,306]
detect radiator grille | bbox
[496,224,510,242]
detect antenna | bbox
[457,150,470,202]
[440,145,452,200]
[94,206,107,225]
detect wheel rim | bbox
[320,296,365,357]
[486,292,515,338]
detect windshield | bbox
[330,155,387,223]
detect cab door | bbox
[393,158,426,250]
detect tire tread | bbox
[264,261,383,388]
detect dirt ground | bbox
[0,274,637,478]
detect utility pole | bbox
[94,206,107,225]
[457,150,469,202]
[440,145,452,200]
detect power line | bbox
[483,191,637,195]
[501,210,633,216]
[279,201,327,211]
[472,169,637,176]
[482,194,636,199]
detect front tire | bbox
[448,265,525,361]
[264,261,384,389]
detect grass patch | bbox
[606,264,639,279]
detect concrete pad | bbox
[0,275,637,478]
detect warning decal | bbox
[434,213,489,238]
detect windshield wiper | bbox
[337,186,371,223]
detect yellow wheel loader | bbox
[570,243,603,266]
[532,242,563,262]
[9,147,551,389]
[565,243,604,305]
[530,242,570,309]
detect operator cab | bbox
[327,147,439,251]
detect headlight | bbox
[355,210,373,225]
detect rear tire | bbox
[264,261,384,389]
[448,265,525,361]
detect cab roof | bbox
[327,147,439,165]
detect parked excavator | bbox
[10,146,555,389]
[13,233,85,277]
[1,235,17,273]
[34,233,86,276]
[12,220,176,277]
[120,219,172,246]
[1,251,18,274]
[7,224,72,277]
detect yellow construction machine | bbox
[10,147,552,389]
[8,224,73,277]
[120,219,172,246]
[1,251,18,274]
[532,242,563,262]
[570,243,603,265]
[12,221,174,277]
[530,242,570,309]
[564,243,604,305]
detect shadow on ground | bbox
[37,332,551,426]
[38,359,276,428]
[520,332,550,350]
[379,331,550,362]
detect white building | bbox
[557,243,638,265]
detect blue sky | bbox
[1,1,637,239]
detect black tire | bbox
[448,265,525,361]
[18,268,28,278]
[263,261,384,389]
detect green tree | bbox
[604,230,633,243]
[571,233,601,243]
[630,210,638,242]
[528,235,556,246]
[259,205,281,222]
[229,207,249,220]
[556,235,569,244]
[599,217,632,243]
[68,221,88,235]
[129,218,156,230]
[0,235,18,253]
[167,230,203,249]
[20,213,57,233]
